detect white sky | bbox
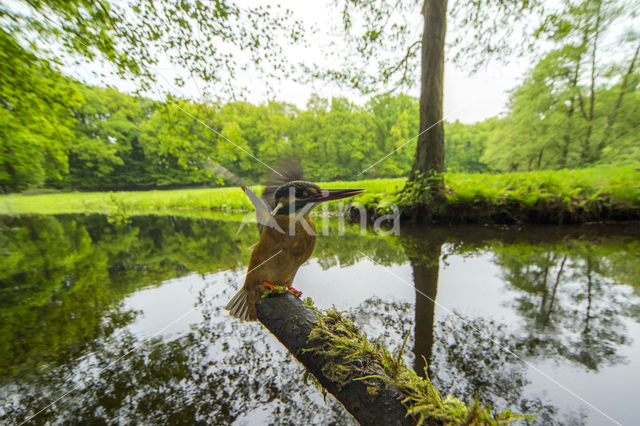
[65,1,530,124]
[270,0,528,123]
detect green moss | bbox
[305,307,529,425]
[261,285,286,298]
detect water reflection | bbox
[392,232,555,422]
[1,215,639,425]
[1,289,354,424]
[401,225,640,371]
[402,234,445,378]
[0,214,256,381]
[494,243,639,370]
[395,225,640,424]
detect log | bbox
[256,293,415,426]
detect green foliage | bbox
[4,0,303,90]
[304,307,525,425]
[4,63,634,194]
[2,0,638,196]
[0,213,406,382]
[0,214,258,379]
[444,120,496,173]
[445,167,639,207]
[0,29,82,192]
[2,77,505,193]
[66,85,157,188]
[482,0,640,171]
[1,0,304,192]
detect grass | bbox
[0,187,255,215]
[0,179,402,216]
[445,167,639,206]
[361,167,639,223]
[0,167,637,217]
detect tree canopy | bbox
[1,74,639,192]
[1,0,638,193]
[0,0,304,191]
[484,0,640,171]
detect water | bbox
[1,214,639,425]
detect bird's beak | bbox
[312,188,365,202]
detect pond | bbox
[1,214,639,425]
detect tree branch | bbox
[256,294,418,426]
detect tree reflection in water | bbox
[350,226,563,424]
[1,214,357,424]
[1,288,355,425]
[374,225,640,424]
[491,242,640,371]
[1,215,639,424]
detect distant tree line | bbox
[2,74,489,192]
[1,66,638,192]
[2,0,639,193]
[485,0,640,172]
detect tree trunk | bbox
[560,59,581,168]
[256,294,421,426]
[409,0,448,185]
[581,1,602,164]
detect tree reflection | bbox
[313,220,406,269]
[401,233,446,378]
[346,297,565,424]
[0,214,407,424]
[0,214,257,381]
[0,291,354,425]
[493,242,640,370]
[2,215,638,424]
[399,224,640,373]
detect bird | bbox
[216,161,364,321]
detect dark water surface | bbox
[1,214,639,425]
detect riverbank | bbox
[1,167,637,224]
[0,178,403,216]
[358,167,640,224]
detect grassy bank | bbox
[0,178,404,216]
[361,167,639,224]
[0,167,637,223]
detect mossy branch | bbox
[256,294,530,425]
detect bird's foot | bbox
[288,287,303,297]
[262,281,276,291]
[261,281,285,298]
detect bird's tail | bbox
[225,288,256,321]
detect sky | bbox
[65,1,531,124]
[246,0,530,123]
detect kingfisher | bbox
[211,160,364,321]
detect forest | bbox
[2,0,639,195]
[1,71,638,194]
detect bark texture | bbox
[410,0,448,182]
[256,294,417,426]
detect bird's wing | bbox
[203,158,280,230]
[261,156,303,209]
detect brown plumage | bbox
[225,181,364,321]
[226,214,316,321]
